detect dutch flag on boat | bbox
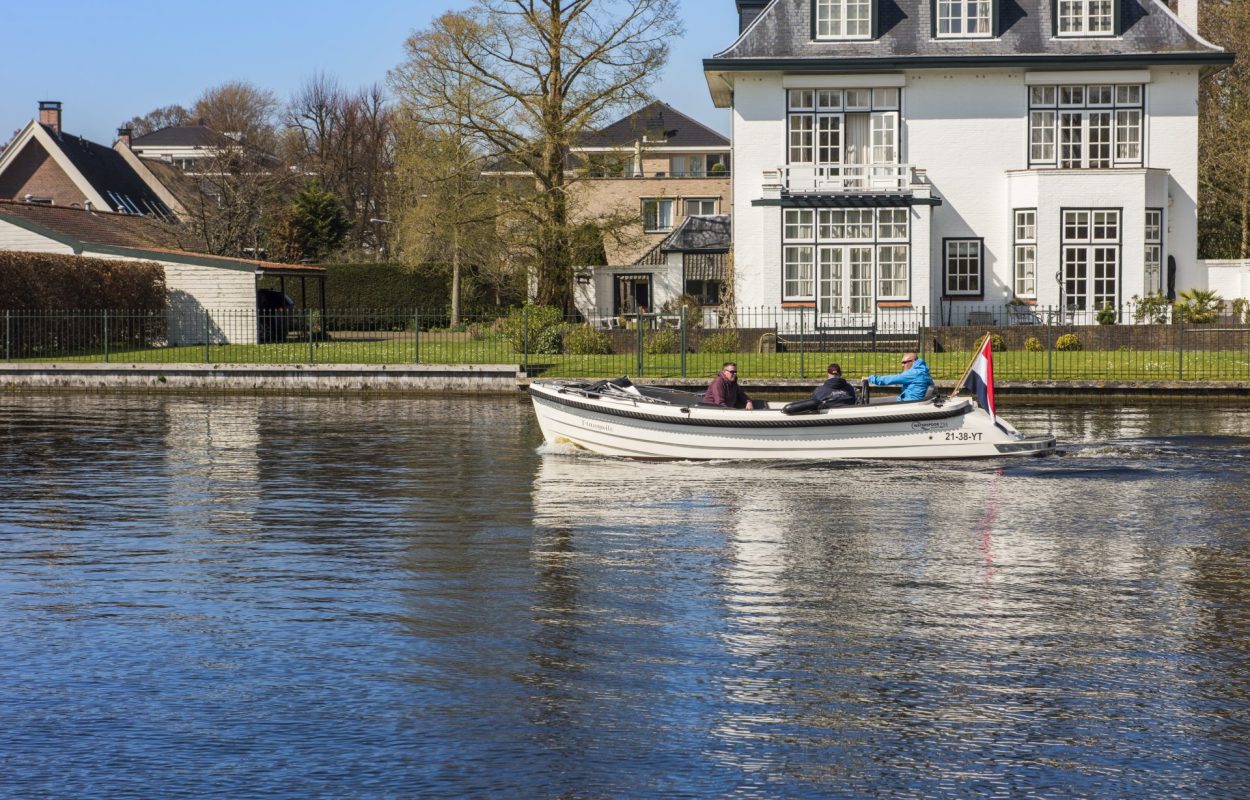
[965,336,997,424]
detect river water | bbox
[1,393,1249,799]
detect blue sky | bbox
[1,0,739,146]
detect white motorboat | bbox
[529,378,1054,460]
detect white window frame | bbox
[816,0,873,39]
[944,239,983,296]
[642,198,674,233]
[1029,84,1143,168]
[1057,0,1114,36]
[1014,209,1037,299]
[784,208,910,303]
[877,244,910,300]
[1144,208,1163,295]
[936,0,992,37]
[1061,209,1120,311]
[784,246,816,300]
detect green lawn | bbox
[21,333,1250,382]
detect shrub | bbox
[699,329,741,353]
[564,324,612,355]
[1131,293,1171,324]
[643,328,679,354]
[1175,289,1222,324]
[1096,303,1118,325]
[987,332,1004,351]
[0,252,166,310]
[1055,333,1083,351]
[1232,298,1249,324]
[659,293,704,331]
[1024,336,1044,352]
[503,304,565,354]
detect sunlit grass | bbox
[23,333,1250,382]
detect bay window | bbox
[1062,209,1120,311]
[783,207,910,304]
[1145,209,1162,294]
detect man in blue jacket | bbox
[865,352,934,402]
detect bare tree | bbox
[194,81,280,151]
[390,0,683,313]
[392,119,509,324]
[118,105,193,137]
[1198,0,1250,258]
[285,76,394,257]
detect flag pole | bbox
[949,332,990,400]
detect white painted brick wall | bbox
[729,66,1206,313]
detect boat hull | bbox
[529,382,1054,460]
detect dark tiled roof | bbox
[662,214,732,252]
[581,102,729,149]
[713,0,1226,62]
[39,125,173,217]
[0,198,186,249]
[0,200,323,273]
[130,125,233,148]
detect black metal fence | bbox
[2,304,1248,382]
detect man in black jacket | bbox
[811,363,857,406]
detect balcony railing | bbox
[773,163,915,194]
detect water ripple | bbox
[1,395,1249,798]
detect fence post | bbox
[522,306,529,374]
[1046,309,1053,381]
[1177,314,1185,381]
[414,311,421,365]
[307,309,315,364]
[919,307,927,359]
[204,310,210,364]
[680,311,687,378]
[635,309,644,377]
[799,305,806,380]
[103,310,109,363]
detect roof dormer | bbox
[932,0,996,39]
[1053,0,1118,37]
[813,0,875,40]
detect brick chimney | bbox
[1177,0,1198,31]
[39,100,62,135]
[117,126,133,147]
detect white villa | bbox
[704,0,1235,328]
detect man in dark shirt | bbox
[703,362,756,409]
[811,363,857,406]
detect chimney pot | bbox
[117,126,133,147]
[38,100,63,136]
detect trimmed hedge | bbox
[316,263,451,310]
[0,251,166,310]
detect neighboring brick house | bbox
[570,102,733,318]
[704,0,1233,327]
[0,102,184,219]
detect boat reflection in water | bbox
[528,447,1239,792]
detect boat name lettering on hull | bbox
[911,421,947,432]
[581,419,614,433]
